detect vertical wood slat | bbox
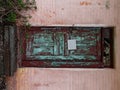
[4,24,17,76]
[4,25,10,76]
[9,25,17,76]
[0,25,4,76]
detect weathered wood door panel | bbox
[0,24,17,90]
[0,24,17,76]
[21,27,113,68]
[0,25,4,76]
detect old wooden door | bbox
[0,25,4,76]
[21,27,114,68]
[0,24,17,76]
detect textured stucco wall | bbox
[29,0,117,26]
[7,0,120,90]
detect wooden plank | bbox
[3,24,17,76]
[9,25,17,76]
[0,25,4,76]
[4,25,10,76]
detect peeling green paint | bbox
[21,27,113,68]
[26,28,100,62]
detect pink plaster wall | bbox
[7,0,120,90]
[29,0,117,26]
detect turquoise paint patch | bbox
[26,29,100,62]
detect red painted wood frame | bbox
[20,26,114,68]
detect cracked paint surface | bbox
[21,27,104,67]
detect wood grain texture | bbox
[0,25,4,76]
[21,27,108,68]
